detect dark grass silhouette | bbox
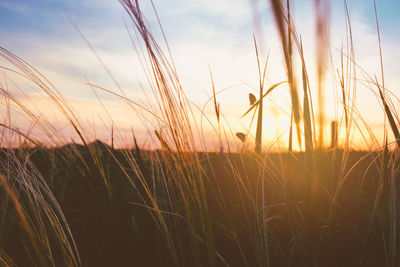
[0,144,397,266]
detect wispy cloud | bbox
[0,0,399,148]
[0,2,30,14]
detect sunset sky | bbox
[0,0,399,150]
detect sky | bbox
[0,0,399,150]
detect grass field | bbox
[0,0,399,266]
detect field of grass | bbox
[0,0,399,266]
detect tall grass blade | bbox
[269,0,302,149]
[314,0,330,148]
[301,41,313,153]
[254,36,265,154]
[376,79,400,148]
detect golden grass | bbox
[0,0,399,266]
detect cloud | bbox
[0,2,30,14]
[0,0,399,149]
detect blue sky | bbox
[0,0,399,149]
[1,1,399,37]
